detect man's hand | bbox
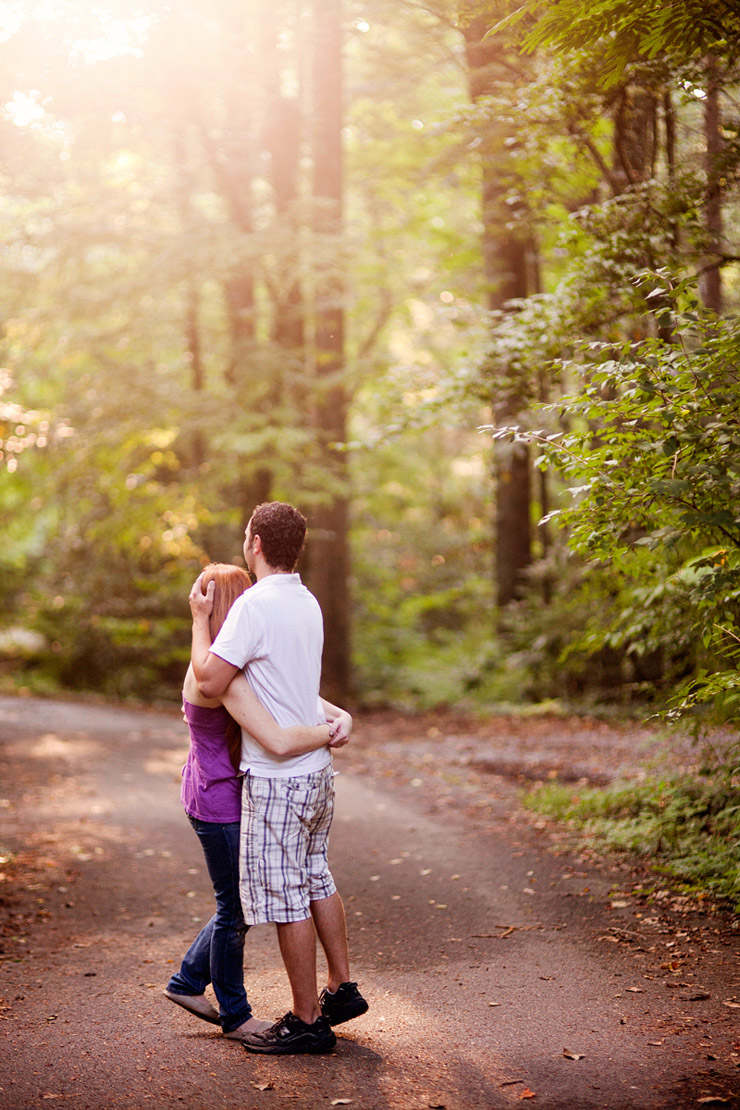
[327,709,352,749]
[189,572,215,622]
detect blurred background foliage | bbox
[1,0,740,732]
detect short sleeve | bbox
[210,592,265,670]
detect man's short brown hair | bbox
[250,502,307,572]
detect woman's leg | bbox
[195,818,252,1033]
[170,816,251,1033]
[167,914,216,995]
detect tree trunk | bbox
[701,56,723,314]
[261,4,305,357]
[462,8,533,607]
[611,84,657,190]
[173,126,205,471]
[663,89,678,254]
[308,0,351,702]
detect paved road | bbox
[0,696,739,1109]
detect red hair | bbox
[199,563,250,771]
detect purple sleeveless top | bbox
[180,700,242,823]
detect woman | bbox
[165,563,349,1040]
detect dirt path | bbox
[1,696,739,1109]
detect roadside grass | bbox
[524,770,740,911]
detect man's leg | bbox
[241,917,336,1054]
[275,917,320,1025]
[311,890,368,1025]
[310,890,350,992]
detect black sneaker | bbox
[319,981,369,1026]
[240,1011,336,1055]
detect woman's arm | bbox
[221,673,331,758]
[183,662,223,709]
[189,574,240,698]
[320,697,353,749]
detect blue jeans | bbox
[166,815,251,1034]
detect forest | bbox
[1,0,740,735]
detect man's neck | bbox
[253,565,293,582]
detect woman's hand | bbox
[327,709,352,749]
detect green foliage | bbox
[1,0,740,724]
[349,401,502,708]
[543,311,740,558]
[483,279,740,724]
[0,0,507,708]
[525,756,740,909]
[494,0,740,86]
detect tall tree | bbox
[702,55,723,314]
[307,0,352,700]
[460,2,534,606]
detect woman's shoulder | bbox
[183,662,223,709]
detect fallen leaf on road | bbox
[680,990,710,1001]
[562,1049,585,1060]
[697,1098,730,1104]
[331,1101,353,1106]
[648,1041,663,1046]
[722,1000,740,1008]
[489,1002,502,1007]
[519,1089,536,1100]
[252,1083,274,1092]
[626,987,644,993]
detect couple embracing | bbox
[165,501,367,1055]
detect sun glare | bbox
[3,4,155,128]
[0,2,21,42]
[2,2,154,63]
[6,89,45,127]
[69,10,153,64]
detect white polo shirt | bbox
[210,573,331,778]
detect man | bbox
[190,501,367,1055]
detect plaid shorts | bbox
[239,765,337,925]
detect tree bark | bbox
[308,0,351,702]
[461,7,533,607]
[261,4,305,356]
[701,56,723,314]
[173,125,205,470]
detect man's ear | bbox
[251,533,262,555]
